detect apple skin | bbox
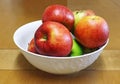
[73,10,95,28]
[28,38,38,53]
[42,4,74,31]
[34,21,73,57]
[70,39,83,57]
[74,15,109,48]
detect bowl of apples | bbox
[13,5,109,74]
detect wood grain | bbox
[0,0,120,83]
[0,70,120,84]
[0,0,67,49]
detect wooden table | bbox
[0,0,120,84]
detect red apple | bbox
[34,21,73,57]
[74,15,109,48]
[28,38,37,53]
[42,4,74,31]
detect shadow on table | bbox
[15,52,37,70]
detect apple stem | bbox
[76,11,79,14]
[40,35,47,41]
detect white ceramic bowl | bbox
[13,20,109,74]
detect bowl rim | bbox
[30,39,108,59]
[13,20,109,59]
[14,37,109,60]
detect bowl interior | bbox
[13,20,42,51]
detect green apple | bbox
[73,10,95,28]
[70,39,83,57]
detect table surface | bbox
[0,0,120,84]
